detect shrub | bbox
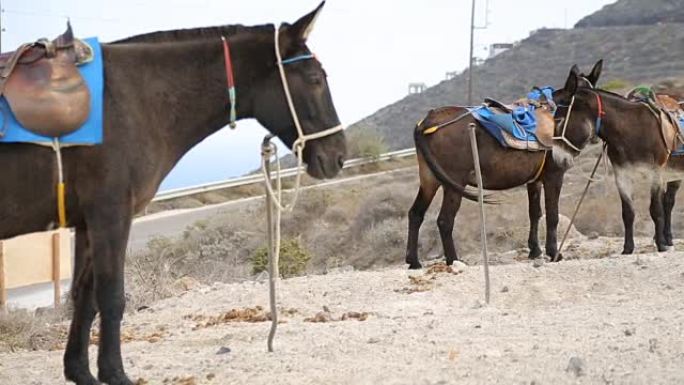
[251,238,311,277]
[347,129,388,159]
[602,79,630,92]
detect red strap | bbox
[221,37,235,89]
[596,93,605,116]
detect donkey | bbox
[405,67,595,269]
[639,90,684,249]
[0,3,346,385]
[552,74,681,255]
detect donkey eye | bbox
[307,75,323,85]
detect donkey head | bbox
[551,65,602,168]
[251,2,347,179]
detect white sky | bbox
[1,0,614,189]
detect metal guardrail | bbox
[152,148,417,202]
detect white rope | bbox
[552,95,582,153]
[263,25,346,352]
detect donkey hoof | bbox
[657,244,670,253]
[98,372,134,385]
[528,249,542,260]
[407,262,423,270]
[621,247,634,255]
[65,366,100,385]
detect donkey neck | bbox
[594,89,672,165]
[103,26,273,173]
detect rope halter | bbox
[260,25,345,212]
[553,91,604,154]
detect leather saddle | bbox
[0,22,92,138]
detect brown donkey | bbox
[553,84,681,254]
[0,3,346,384]
[405,68,596,269]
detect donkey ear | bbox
[587,59,603,86]
[288,1,325,42]
[570,64,580,76]
[564,67,579,94]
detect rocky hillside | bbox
[575,0,684,28]
[347,0,684,150]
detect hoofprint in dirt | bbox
[2,245,683,385]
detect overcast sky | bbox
[1,0,614,189]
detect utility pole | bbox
[467,0,489,105]
[467,0,476,105]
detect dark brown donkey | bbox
[0,3,346,385]
[405,68,596,269]
[554,79,680,254]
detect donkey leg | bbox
[614,168,636,254]
[543,171,564,260]
[526,181,543,259]
[663,180,681,247]
[649,180,668,252]
[64,226,100,385]
[406,187,437,269]
[88,207,134,385]
[437,188,463,266]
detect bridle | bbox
[220,26,344,152]
[219,25,345,211]
[553,86,604,153]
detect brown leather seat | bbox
[0,22,92,138]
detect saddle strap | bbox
[0,43,34,88]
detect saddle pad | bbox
[470,105,547,151]
[0,37,103,146]
[670,116,684,156]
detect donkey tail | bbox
[414,122,492,203]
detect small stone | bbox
[566,356,585,377]
[472,300,485,309]
[367,337,381,344]
[173,276,200,292]
[501,286,509,293]
[648,338,658,353]
[624,328,635,336]
[451,261,467,273]
[206,373,216,380]
[142,364,154,370]
[588,232,599,240]
[216,346,231,355]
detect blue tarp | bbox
[0,37,103,145]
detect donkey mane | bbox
[113,24,273,44]
[592,88,647,110]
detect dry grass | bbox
[0,307,69,353]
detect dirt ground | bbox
[1,235,683,385]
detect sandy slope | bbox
[1,245,684,385]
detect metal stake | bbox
[261,137,278,353]
[555,144,606,261]
[468,123,490,304]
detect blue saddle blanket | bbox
[470,105,542,147]
[0,37,103,145]
[671,116,684,156]
[470,86,554,148]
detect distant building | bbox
[489,43,513,58]
[408,82,427,95]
